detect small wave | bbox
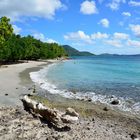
[30,64,140,115]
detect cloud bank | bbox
[0,0,65,21]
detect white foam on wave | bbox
[30,63,140,115]
[30,63,75,98]
[70,91,140,114]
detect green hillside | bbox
[62,45,94,56]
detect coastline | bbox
[0,60,55,106]
[0,60,140,139]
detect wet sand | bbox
[0,61,52,106]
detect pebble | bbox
[0,106,139,140]
[88,98,92,102]
[130,133,137,140]
[92,118,95,122]
[110,100,119,105]
[103,107,109,111]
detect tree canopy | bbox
[0,16,13,45]
[0,16,67,63]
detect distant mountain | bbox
[99,53,140,56]
[62,45,94,56]
[99,53,119,56]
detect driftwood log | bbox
[21,95,79,126]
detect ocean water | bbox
[30,56,140,115]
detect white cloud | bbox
[127,39,140,47]
[99,18,109,28]
[33,33,46,42]
[105,39,122,47]
[64,30,136,49]
[64,31,110,45]
[80,1,98,15]
[122,12,131,17]
[104,32,129,47]
[64,30,93,44]
[107,0,126,10]
[129,24,140,37]
[113,32,129,39]
[91,32,109,39]
[47,38,58,44]
[104,32,140,48]
[13,25,22,35]
[0,0,65,21]
[129,0,140,6]
[33,33,57,43]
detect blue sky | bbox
[0,0,140,54]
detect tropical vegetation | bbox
[0,16,67,64]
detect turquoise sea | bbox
[30,56,140,115]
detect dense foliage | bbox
[0,16,67,63]
[0,16,13,46]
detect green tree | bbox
[0,16,13,45]
[0,16,67,63]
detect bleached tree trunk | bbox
[21,95,79,126]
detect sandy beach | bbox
[0,61,52,106]
[0,61,140,140]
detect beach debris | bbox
[40,83,44,85]
[71,90,76,94]
[33,85,36,93]
[65,107,79,117]
[110,95,115,99]
[61,115,79,123]
[88,98,92,102]
[110,100,119,105]
[103,107,109,111]
[28,87,32,90]
[21,95,79,127]
[0,65,8,68]
[21,95,61,124]
[86,127,90,130]
[130,133,138,140]
[80,96,92,102]
[92,118,95,122]
[79,98,85,101]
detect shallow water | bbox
[30,56,140,115]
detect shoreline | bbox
[27,60,140,118]
[0,60,140,139]
[1,58,139,120]
[0,60,56,107]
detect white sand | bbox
[0,61,48,106]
